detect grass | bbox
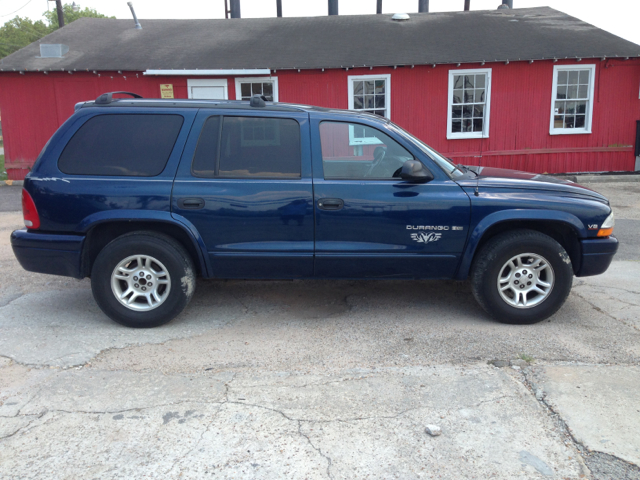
[0,154,6,181]
[518,353,535,363]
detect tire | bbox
[91,231,196,328]
[470,229,573,324]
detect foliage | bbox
[0,4,113,58]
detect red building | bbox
[1,7,640,180]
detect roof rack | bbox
[95,91,143,105]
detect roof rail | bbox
[250,94,268,108]
[95,91,143,105]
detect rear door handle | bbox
[317,198,344,211]
[178,197,205,209]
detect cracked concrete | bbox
[1,182,639,478]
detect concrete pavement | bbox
[1,182,639,479]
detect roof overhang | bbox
[143,69,271,76]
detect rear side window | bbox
[58,114,184,176]
[192,116,301,178]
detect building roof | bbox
[2,7,639,72]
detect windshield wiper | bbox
[457,164,478,176]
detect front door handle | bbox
[178,197,205,209]
[317,198,344,211]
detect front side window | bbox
[550,65,595,135]
[319,121,413,180]
[235,77,278,101]
[192,116,300,178]
[58,114,184,176]
[447,69,491,139]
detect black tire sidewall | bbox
[472,232,573,324]
[91,234,194,328]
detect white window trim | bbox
[187,78,228,99]
[447,68,492,140]
[234,77,279,102]
[347,73,391,118]
[549,64,596,135]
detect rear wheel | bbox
[470,230,573,324]
[91,232,196,328]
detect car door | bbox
[310,113,471,279]
[172,109,314,278]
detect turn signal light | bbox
[597,228,613,237]
[597,211,615,238]
[22,188,40,230]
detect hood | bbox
[459,166,608,202]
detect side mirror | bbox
[399,160,434,183]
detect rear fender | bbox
[455,209,586,280]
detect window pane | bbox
[364,81,375,94]
[251,83,262,95]
[464,75,475,88]
[462,119,473,132]
[578,85,588,99]
[452,105,462,119]
[473,105,484,118]
[375,95,385,108]
[568,71,579,84]
[463,105,473,117]
[475,74,485,88]
[219,117,301,178]
[558,70,568,84]
[192,116,221,177]
[453,75,463,89]
[354,81,364,95]
[565,101,576,114]
[451,120,462,132]
[375,80,385,94]
[564,116,575,128]
[554,101,565,115]
[365,95,375,108]
[579,70,590,84]
[354,95,364,109]
[241,83,251,98]
[473,118,483,132]
[554,115,564,128]
[576,101,587,114]
[263,82,273,98]
[575,115,586,128]
[556,85,567,99]
[474,89,485,103]
[59,114,183,176]
[319,121,413,180]
[464,90,474,103]
[567,85,578,99]
[453,89,463,104]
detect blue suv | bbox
[11,92,618,327]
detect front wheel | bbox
[470,230,573,324]
[91,232,196,328]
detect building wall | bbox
[1,58,639,180]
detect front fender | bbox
[77,209,211,277]
[454,209,586,280]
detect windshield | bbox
[388,123,464,178]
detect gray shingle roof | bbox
[2,7,639,72]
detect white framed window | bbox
[348,74,391,146]
[550,64,595,135]
[234,77,278,102]
[447,68,491,139]
[187,79,228,99]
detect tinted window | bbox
[58,114,184,176]
[319,121,413,180]
[218,117,300,178]
[191,116,221,177]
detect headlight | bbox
[597,211,615,237]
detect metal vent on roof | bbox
[392,13,410,21]
[38,44,69,58]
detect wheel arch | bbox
[455,210,585,280]
[80,215,210,278]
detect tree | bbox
[0,3,113,58]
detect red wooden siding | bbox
[1,59,639,180]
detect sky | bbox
[2,0,639,46]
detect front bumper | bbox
[576,236,618,277]
[11,229,85,279]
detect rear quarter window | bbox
[58,114,184,176]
